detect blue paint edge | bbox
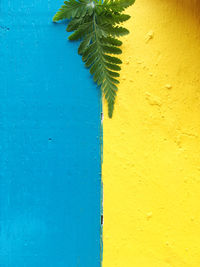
[100,95,103,267]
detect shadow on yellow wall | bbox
[167,0,200,19]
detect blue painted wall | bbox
[0,1,101,266]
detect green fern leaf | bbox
[104,25,129,37]
[102,45,122,54]
[53,0,88,21]
[103,0,135,12]
[105,62,121,71]
[85,53,98,67]
[100,36,122,46]
[53,0,135,118]
[103,55,122,65]
[68,21,93,40]
[111,14,131,23]
[67,17,86,32]
[78,34,93,54]
[98,13,131,25]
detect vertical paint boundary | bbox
[100,94,103,267]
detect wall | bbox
[0,1,101,266]
[103,0,200,266]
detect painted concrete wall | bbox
[0,1,101,266]
[103,0,200,266]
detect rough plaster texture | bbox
[103,0,200,266]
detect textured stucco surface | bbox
[103,0,200,266]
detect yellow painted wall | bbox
[103,0,200,266]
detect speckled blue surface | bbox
[0,1,101,266]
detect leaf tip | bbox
[53,15,58,22]
[108,104,114,119]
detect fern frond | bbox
[98,13,131,25]
[103,25,129,37]
[67,17,86,31]
[53,0,135,118]
[53,0,88,21]
[102,45,122,54]
[68,21,93,40]
[100,36,122,46]
[80,20,122,117]
[78,34,93,54]
[103,55,122,65]
[102,0,135,12]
